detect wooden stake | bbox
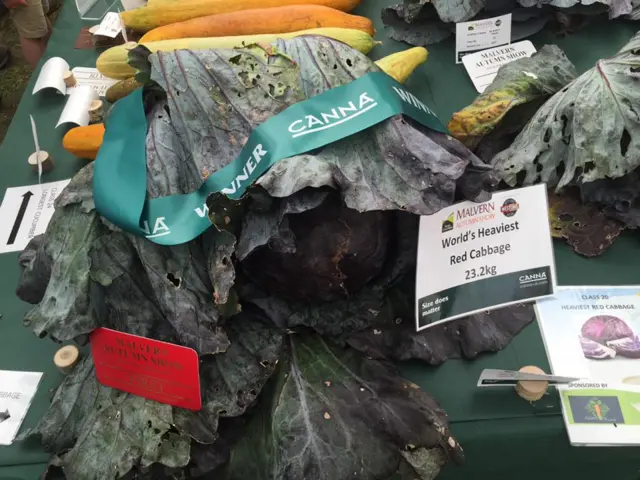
[88,100,104,124]
[54,345,80,374]
[28,150,54,173]
[64,70,77,87]
[515,365,548,402]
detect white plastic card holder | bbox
[76,0,119,21]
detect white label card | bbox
[0,370,43,445]
[68,67,118,97]
[415,184,556,330]
[462,41,537,93]
[455,13,512,64]
[0,180,71,254]
[94,12,122,38]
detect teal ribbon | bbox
[94,71,446,245]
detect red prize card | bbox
[91,328,201,411]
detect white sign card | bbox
[415,184,556,330]
[462,40,537,93]
[93,11,123,37]
[455,13,512,64]
[536,287,640,445]
[0,370,43,445]
[68,67,118,97]
[0,179,71,254]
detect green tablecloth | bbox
[1,1,640,478]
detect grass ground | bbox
[0,3,60,144]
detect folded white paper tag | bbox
[57,86,99,127]
[462,41,537,93]
[94,11,122,38]
[32,57,69,95]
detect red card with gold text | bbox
[91,328,201,411]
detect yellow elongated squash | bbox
[121,0,362,32]
[374,47,428,84]
[97,29,380,79]
[140,5,375,42]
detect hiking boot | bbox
[0,45,10,70]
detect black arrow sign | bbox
[7,191,33,245]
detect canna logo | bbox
[143,217,171,239]
[288,93,378,138]
[442,213,454,233]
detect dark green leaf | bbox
[18,357,191,480]
[228,333,462,480]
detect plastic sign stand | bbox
[76,0,118,21]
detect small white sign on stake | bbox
[462,41,537,93]
[93,11,122,38]
[415,184,556,331]
[455,13,512,64]
[0,179,71,254]
[0,370,43,445]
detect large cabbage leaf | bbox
[227,332,463,480]
[141,37,495,217]
[17,357,192,480]
[448,45,577,151]
[493,30,640,189]
[381,0,628,46]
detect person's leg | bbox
[10,0,50,69]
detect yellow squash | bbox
[374,47,428,84]
[62,124,106,160]
[121,0,362,32]
[97,29,380,79]
[140,5,375,42]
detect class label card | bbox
[415,184,556,330]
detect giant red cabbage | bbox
[581,315,633,344]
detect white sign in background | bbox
[416,184,556,328]
[455,13,512,64]
[462,40,537,93]
[0,180,70,254]
[0,370,43,445]
[93,11,123,37]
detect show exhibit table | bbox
[0,1,639,478]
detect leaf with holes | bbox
[227,332,463,480]
[548,189,625,256]
[493,31,640,189]
[448,45,577,150]
[17,357,192,480]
